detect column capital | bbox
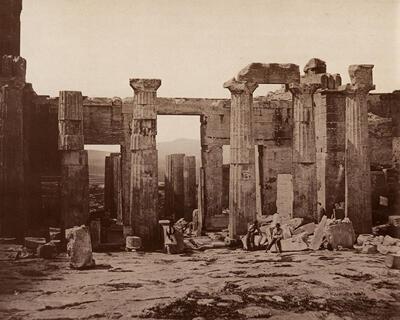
[289,82,321,95]
[338,83,375,95]
[223,78,258,94]
[129,78,161,93]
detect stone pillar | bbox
[342,65,375,234]
[58,91,89,230]
[104,156,113,215]
[183,155,196,221]
[224,79,258,237]
[129,79,161,249]
[164,153,185,220]
[111,153,123,225]
[290,83,319,221]
[0,0,22,57]
[202,143,224,230]
[0,55,26,239]
[314,91,346,216]
[121,100,133,228]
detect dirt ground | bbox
[0,245,399,320]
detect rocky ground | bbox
[0,245,399,320]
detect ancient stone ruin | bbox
[1,0,400,249]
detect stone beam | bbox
[129,78,161,249]
[224,78,258,237]
[237,63,300,84]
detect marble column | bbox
[342,65,374,234]
[183,155,197,221]
[58,91,89,229]
[164,153,185,221]
[290,83,320,221]
[129,78,161,249]
[224,78,258,237]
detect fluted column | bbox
[342,65,374,234]
[224,78,258,238]
[129,78,161,249]
[290,83,320,221]
[183,155,197,221]
[58,91,89,229]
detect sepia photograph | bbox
[0,0,399,319]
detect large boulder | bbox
[385,254,400,269]
[66,225,95,269]
[324,220,355,249]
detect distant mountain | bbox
[87,139,202,182]
[87,150,111,176]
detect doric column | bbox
[0,0,22,57]
[129,78,161,249]
[290,83,320,221]
[224,78,258,237]
[341,65,374,234]
[0,56,27,239]
[58,91,89,229]
[314,91,346,217]
[164,153,185,220]
[201,143,224,230]
[183,155,196,221]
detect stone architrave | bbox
[58,91,89,230]
[224,78,258,238]
[129,78,161,249]
[341,65,375,234]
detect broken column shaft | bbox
[164,153,185,220]
[183,155,196,221]
[0,56,27,239]
[342,65,374,234]
[224,79,258,237]
[129,79,161,248]
[58,91,89,229]
[0,0,22,57]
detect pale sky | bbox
[20,0,400,146]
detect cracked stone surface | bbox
[0,244,399,319]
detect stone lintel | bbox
[129,78,161,93]
[236,63,300,84]
[223,78,258,94]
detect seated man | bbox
[245,220,262,251]
[266,223,283,254]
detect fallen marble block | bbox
[66,225,95,269]
[294,223,316,236]
[361,244,378,254]
[324,220,355,249]
[24,237,46,251]
[385,254,400,269]
[357,234,374,246]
